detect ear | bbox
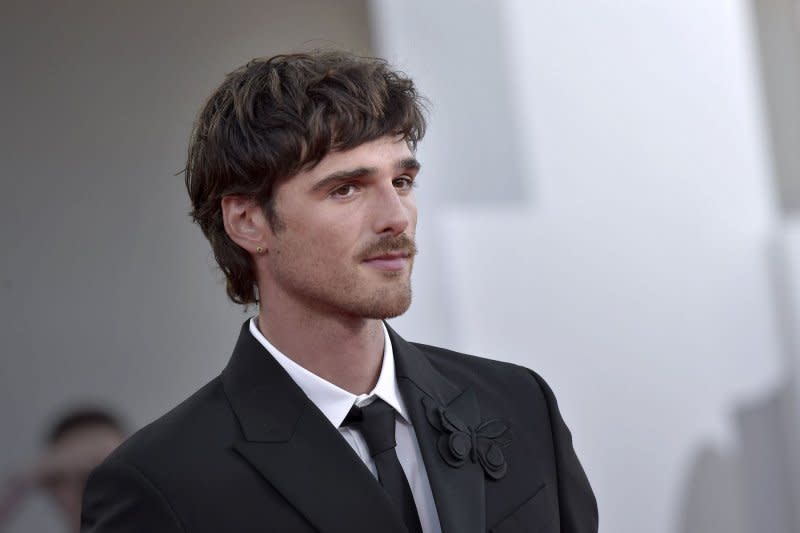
[221,196,270,255]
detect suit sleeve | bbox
[81,459,185,533]
[530,371,599,533]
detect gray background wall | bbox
[0,2,371,530]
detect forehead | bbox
[309,136,414,176]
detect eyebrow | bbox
[310,157,421,192]
[398,157,421,172]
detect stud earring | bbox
[256,246,265,254]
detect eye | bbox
[393,176,416,192]
[330,183,359,198]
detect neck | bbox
[256,296,385,395]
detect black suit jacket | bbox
[82,322,597,532]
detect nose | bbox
[372,182,413,236]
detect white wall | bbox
[370,0,529,346]
[373,1,785,532]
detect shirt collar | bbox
[248,317,410,428]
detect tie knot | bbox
[343,398,397,457]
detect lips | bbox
[363,252,410,271]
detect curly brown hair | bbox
[184,50,427,305]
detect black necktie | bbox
[343,398,424,533]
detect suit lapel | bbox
[388,325,486,533]
[221,322,407,533]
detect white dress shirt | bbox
[248,318,442,533]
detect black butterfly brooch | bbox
[422,396,512,480]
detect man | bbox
[81,50,597,532]
[1,408,125,533]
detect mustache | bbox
[357,234,418,261]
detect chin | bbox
[374,301,411,319]
[348,285,412,319]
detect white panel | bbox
[373,0,785,532]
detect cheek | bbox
[314,212,364,247]
[287,219,357,259]
[278,199,366,257]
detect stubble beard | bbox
[265,226,417,319]
[349,233,417,318]
[269,251,415,320]
[350,269,414,319]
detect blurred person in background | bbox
[81,50,597,532]
[0,408,126,533]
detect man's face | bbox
[263,135,419,319]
